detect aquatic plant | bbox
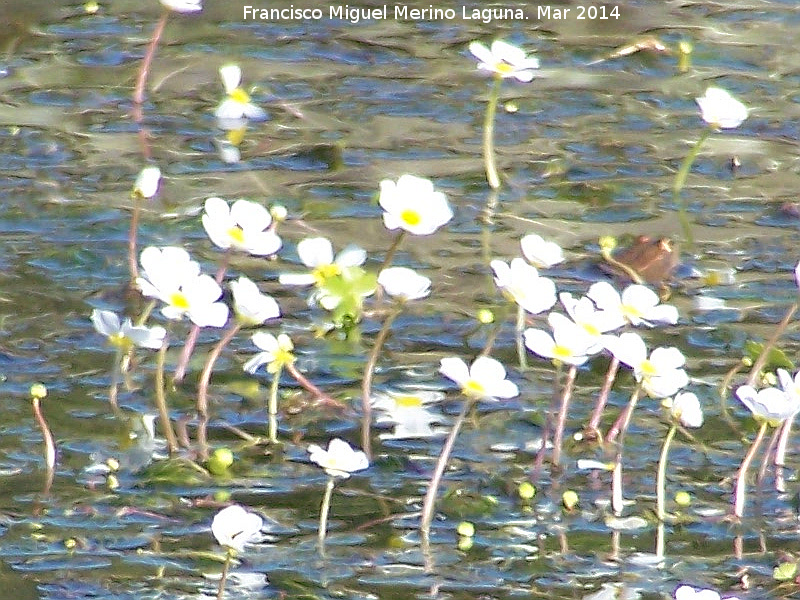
[211,504,263,599]
[421,356,519,538]
[468,40,539,189]
[308,438,369,549]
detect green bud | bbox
[518,481,536,500]
[562,490,579,510]
[456,521,475,537]
[674,491,691,507]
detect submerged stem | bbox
[420,397,474,540]
[656,423,678,522]
[673,127,712,247]
[196,323,242,418]
[268,365,282,443]
[733,420,769,519]
[361,307,402,459]
[154,340,179,455]
[482,75,503,189]
[318,476,336,550]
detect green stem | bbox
[154,340,179,455]
[109,345,124,410]
[378,230,406,274]
[482,75,503,189]
[420,396,474,540]
[515,303,527,370]
[216,548,233,600]
[673,127,712,247]
[318,476,336,550]
[733,420,769,519]
[656,423,678,522]
[361,307,402,459]
[268,365,282,443]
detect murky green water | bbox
[1,1,800,598]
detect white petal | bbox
[219,65,242,94]
[439,356,470,387]
[91,309,121,337]
[297,237,334,268]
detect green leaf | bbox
[743,340,794,371]
[773,561,797,581]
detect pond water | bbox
[1,0,800,598]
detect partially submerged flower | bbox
[159,0,202,13]
[674,585,740,600]
[378,267,431,301]
[735,383,800,426]
[231,276,280,326]
[379,175,453,235]
[439,355,519,401]
[278,237,366,286]
[695,87,748,129]
[490,258,557,315]
[215,64,266,121]
[469,40,540,82]
[308,438,369,479]
[211,505,263,553]
[202,197,282,256]
[669,391,704,428]
[133,166,161,199]
[91,309,166,350]
[520,234,564,268]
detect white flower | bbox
[91,309,166,350]
[490,258,557,315]
[524,313,596,366]
[735,383,800,426]
[674,585,740,600]
[136,247,229,327]
[778,368,800,402]
[604,332,689,398]
[231,277,280,326]
[278,237,366,286]
[559,292,624,351]
[695,87,748,129]
[588,281,678,327]
[133,166,161,199]
[439,356,519,401]
[215,64,267,121]
[670,392,704,428]
[372,390,446,439]
[308,438,369,479]
[379,175,453,235]
[468,40,540,83]
[520,234,564,268]
[159,0,202,13]
[243,332,294,374]
[377,267,431,301]
[202,197,282,256]
[211,505,263,553]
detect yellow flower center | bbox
[229,88,251,104]
[312,263,342,285]
[268,349,296,374]
[640,359,658,377]
[582,323,600,337]
[553,345,573,360]
[463,379,486,397]
[495,62,515,75]
[622,304,643,320]
[395,395,423,409]
[227,226,246,245]
[109,332,130,350]
[401,209,422,227]
[169,291,190,311]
